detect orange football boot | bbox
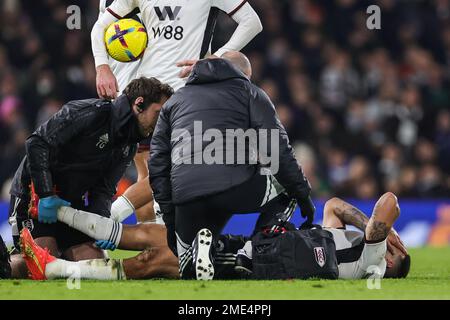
[20,228,56,280]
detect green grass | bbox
[0,247,449,300]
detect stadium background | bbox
[0,0,448,247]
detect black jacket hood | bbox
[186,59,249,85]
[111,94,146,144]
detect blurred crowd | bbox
[0,0,449,200]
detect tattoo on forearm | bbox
[335,203,369,231]
[366,221,389,242]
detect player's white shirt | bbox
[324,228,387,279]
[99,0,140,92]
[93,0,262,91]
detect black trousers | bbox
[165,173,297,278]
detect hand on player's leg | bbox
[38,196,71,224]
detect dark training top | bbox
[10,95,142,216]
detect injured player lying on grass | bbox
[14,192,410,280]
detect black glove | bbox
[297,195,316,224]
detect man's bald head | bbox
[222,51,252,78]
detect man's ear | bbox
[133,97,145,114]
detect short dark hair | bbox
[123,77,174,109]
[385,254,411,279]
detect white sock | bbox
[110,196,134,222]
[57,207,123,247]
[155,215,165,225]
[237,240,253,259]
[45,258,126,280]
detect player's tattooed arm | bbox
[366,221,390,241]
[333,201,370,232]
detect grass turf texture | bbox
[0,247,448,300]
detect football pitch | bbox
[0,247,448,300]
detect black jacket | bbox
[10,95,142,216]
[149,59,311,213]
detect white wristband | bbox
[94,56,110,68]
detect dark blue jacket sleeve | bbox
[148,104,174,215]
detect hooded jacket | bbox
[10,95,142,216]
[149,59,311,213]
